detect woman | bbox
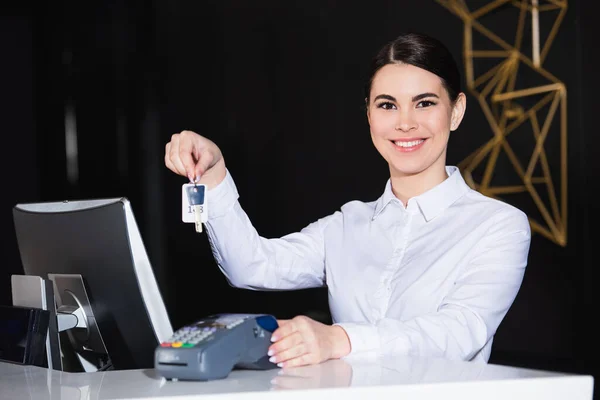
[164,32,531,368]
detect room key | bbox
[186,184,206,233]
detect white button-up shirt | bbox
[205,166,531,363]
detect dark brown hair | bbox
[365,32,462,103]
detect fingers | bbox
[275,319,290,328]
[164,130,224,183]
[164,131,201,181]
[164,142,177,173]
[279,353,314,368]
[268,331,304,365]
[269,316,320,368]
[176,133,198,181]
[271,319,294,342]
[165,133,189,178]
[194,149,213,182]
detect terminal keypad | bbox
[160,316,245,348]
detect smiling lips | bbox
[391,138,427,152]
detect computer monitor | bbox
[12,198,173,371]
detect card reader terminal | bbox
[154,313,278,381]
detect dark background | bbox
[1,0,598,392]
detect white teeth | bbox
[394,139,424,148]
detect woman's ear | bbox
[365,97,371,124]
[450,92,467,131]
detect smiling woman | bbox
[164,31,531,369]
[365,33,466,204]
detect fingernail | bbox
[270,378,277,385]
[269,356,276,363]
[267,350,274,356]
[277,363,283,368]
[270,336,277,342]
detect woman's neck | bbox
[390,165,449,207]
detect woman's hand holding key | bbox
[165,130,227,189]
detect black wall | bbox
[2,0,598,389]
[1,4,38,306]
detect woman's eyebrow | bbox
[373,94,396,102]
[412,92,439,102]
[373,93,439,102]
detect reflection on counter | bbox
[0,354,580,400]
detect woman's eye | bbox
[417,100,436,108]
[376,102,396,110]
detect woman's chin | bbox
[389,162,428,177]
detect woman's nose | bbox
[395,110,418,132]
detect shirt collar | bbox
[372,166,471,222]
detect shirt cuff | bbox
[334,322,380,355]
[206,168,239,220]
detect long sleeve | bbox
[204,169,332,290]
[336,209,531,362]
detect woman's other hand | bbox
[268,316,351,368]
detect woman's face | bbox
[367,63,465,178]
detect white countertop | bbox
[1,355,594,400]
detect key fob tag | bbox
[182,183,208,223]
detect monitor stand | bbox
[11,275,60,370]
[12,274,112,372]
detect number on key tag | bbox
[182,183,208,233]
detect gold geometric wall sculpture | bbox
[435,0,568,246]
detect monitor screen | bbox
[12,198,173,370]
